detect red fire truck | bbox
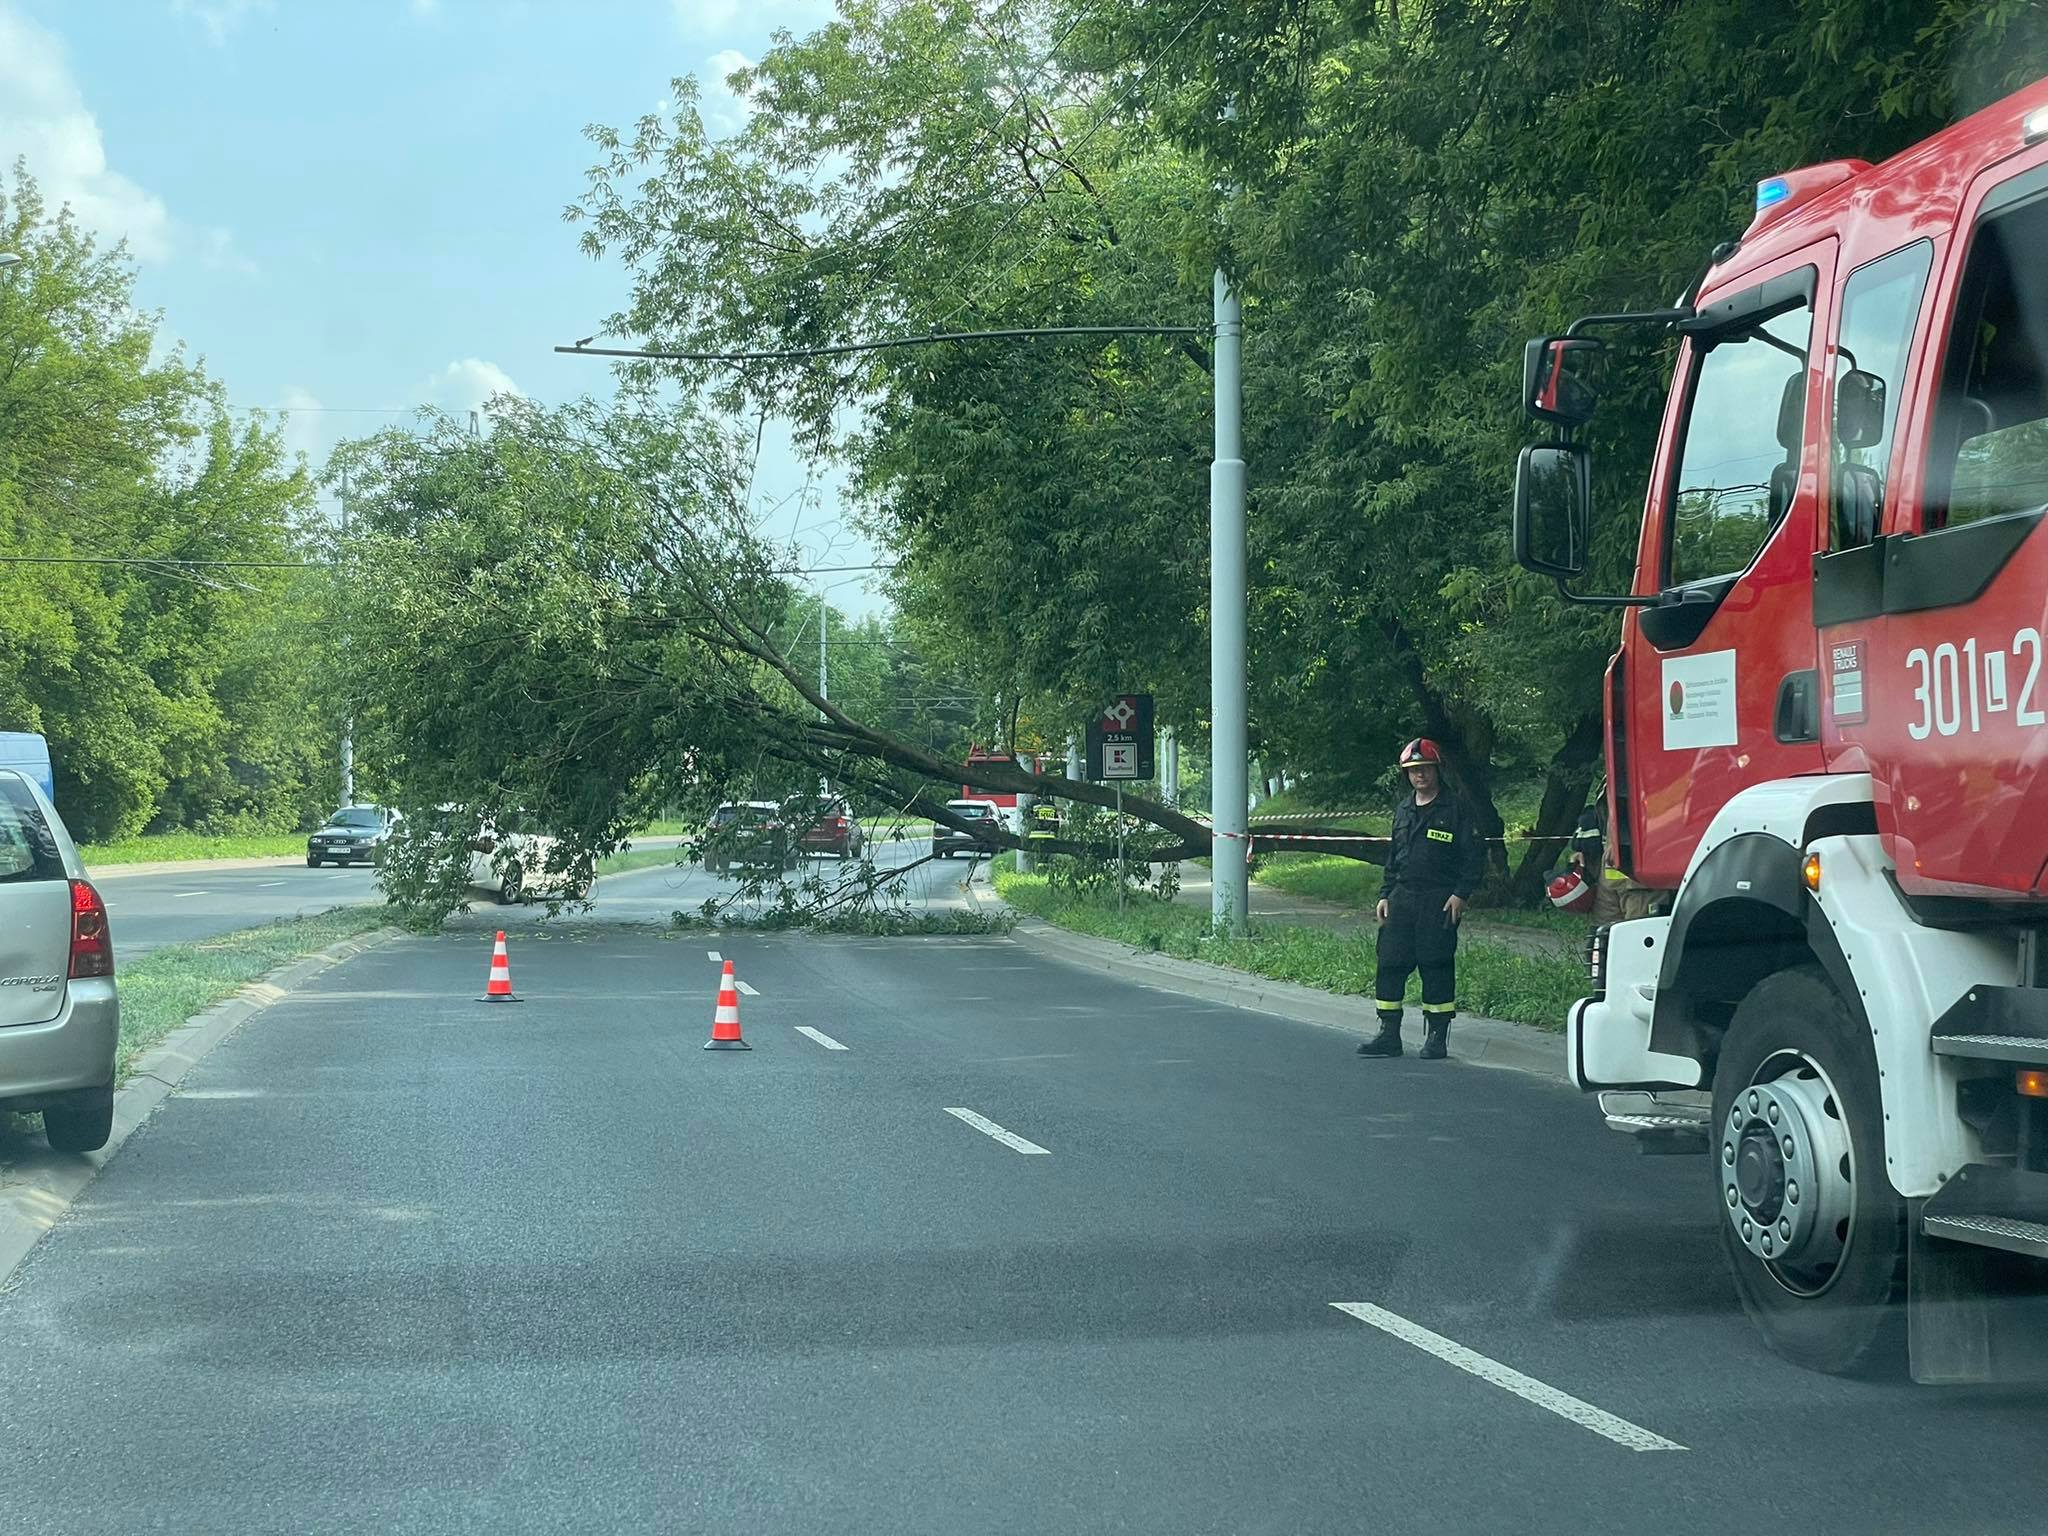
[1516,77,2048,1380]
[961,747,1040,808]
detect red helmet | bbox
[1548,868,1595,913]
[1397,737,1444,769]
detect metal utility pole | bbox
[1162,725,1180,805]
[339,468,354,807]
[818,591,830,796]
[1210,265,1248,934]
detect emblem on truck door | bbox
[1661,650,1739,750]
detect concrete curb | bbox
[971,883,1566,1081]
[0,926,402,1289]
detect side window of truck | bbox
[1666,305,1814,589]
[1830,241,1933,548]
[1929,190,2048,530]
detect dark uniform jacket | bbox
[1384,792,1487,901]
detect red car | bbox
[797,798,865,860]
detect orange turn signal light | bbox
[2018,1069,2048,1099]
[1802,852,1822,892]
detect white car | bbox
[466,817,587,905]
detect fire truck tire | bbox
[1711,964,1906,1376]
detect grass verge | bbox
[1252,853,1384,908]
[598,846,688,877]
[82,832,308,865]
[993,869,1581,1031]
[115,907,394,1081]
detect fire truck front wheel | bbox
[1711,965,1906,1376]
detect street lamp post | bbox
[1209,268,1248,934]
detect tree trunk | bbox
[1508,707,1606,904]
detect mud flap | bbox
[1909,1190,2048,1384]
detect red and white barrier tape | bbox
[1203,827,1567,846]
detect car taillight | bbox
[70,879,113,978]
[834,817,847,831]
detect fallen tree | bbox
[328,397,1236,924]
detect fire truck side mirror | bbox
[1523,335,1603,427]
[1514,442,1591,580]
[1836,368,1886,449]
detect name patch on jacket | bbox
[1426,828,1455,843]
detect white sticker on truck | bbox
[1662,649,1738,750]
[1829,638,1867,724]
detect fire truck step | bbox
[1930,1031,2048,1066]
[1929,986,2048,1066]
[1921,1165,2048,1260]
[1597,1091,1710,1153]
[1922,1211,2048,1260]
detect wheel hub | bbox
[1721,1053,1856,1296]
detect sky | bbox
[1,0,882,613]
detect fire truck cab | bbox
[1516,78,2048,1380]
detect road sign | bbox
[1085,694,1155,782]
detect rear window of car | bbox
[950,803,992,821]
[0,778,65,884]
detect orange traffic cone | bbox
[705,959,749,1050]
[480,930,521,1003]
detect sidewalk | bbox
[1170,860,1580,961]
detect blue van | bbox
[0,733,54,801]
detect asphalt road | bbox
[94,861,387,958]
[93,833,974,958]
[4,903,2047,1532]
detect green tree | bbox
[0,166,323,839]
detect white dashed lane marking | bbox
[735,980,758,996]
[1329,1303,1685,1452]
[942,1108,1051,1156]
[795,1026,847,1051]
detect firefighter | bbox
[1357,737,1487,1061]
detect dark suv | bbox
[307,805,398,867]
[931,799,1002,858]
[706,801,795,876]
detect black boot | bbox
[1356,1012,1404,1057]
[1420,1012,1452,1060]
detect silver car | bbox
[0,768,118,1152]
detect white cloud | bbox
[699,48,757,137]
[170,0,272,46]
[0,6,173,260]
[423,357,522,416]
[275,386,328,466]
